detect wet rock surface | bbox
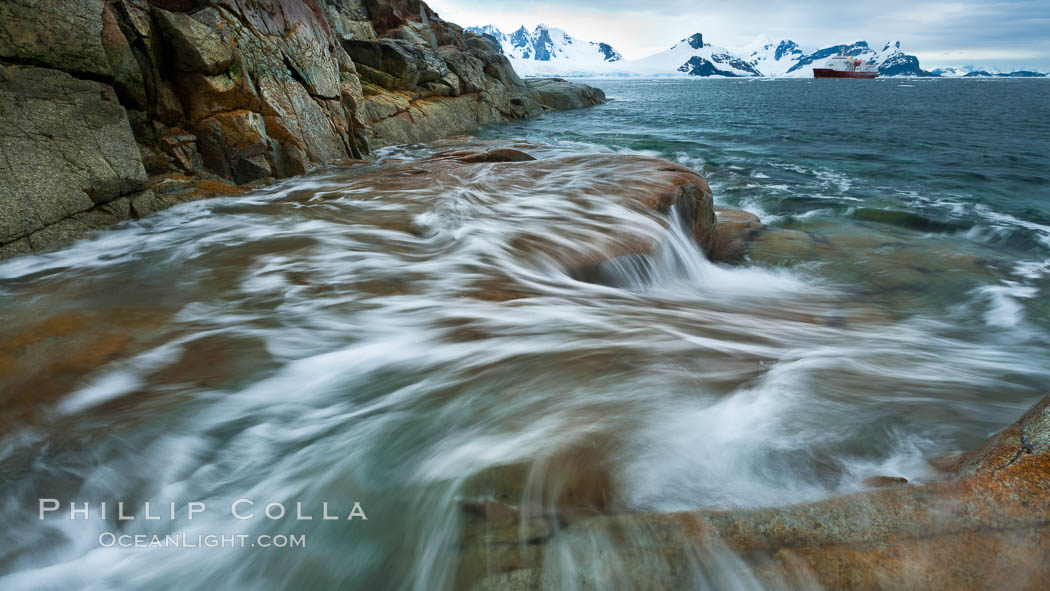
[0,147,715,423]
[0,0,605,257]
[352,149,716,271]
[459,393,1050,590]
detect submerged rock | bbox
[0,309,172,431]
[862,475,909,488]
[707,208,1004,310]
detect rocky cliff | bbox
[0,0,605,258]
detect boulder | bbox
[709,208,763,263]
[477,51,525,88]
[206,0,342,99]
[369,94,498,146]
[343,38,449,91]
[138,125,205,175]
[325,0,377,41]
[174,70,260,123]
[465,32,501,54]
[439,47,488,94]
[429,148,537,163]
[526,78,608,110]
[257,75,352,176]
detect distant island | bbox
[468,24,1050,78]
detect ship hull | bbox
[813,68,878,79]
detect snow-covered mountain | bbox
[931,66,1048,78]
[466,26,993,78]
[630,33,762,77]
[657,35,926,77]
[465,24,622,76]
[469,24,1049,78]
[720,38,931,77]
[931,66,987,77]
[738,35,805,77]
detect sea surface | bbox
[1,78,1049,590]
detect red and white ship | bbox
[813,51,878,78]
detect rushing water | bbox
[1,78,1049,590]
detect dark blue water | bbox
[496,78,1050,225]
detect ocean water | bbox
[479,78,1050,323]
[0,78,1048,590]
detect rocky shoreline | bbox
[360,145,1048,589]
[460,390,1050,590]
[0,0,604,258]
[4,134,1046,587]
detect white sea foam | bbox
[973,282,1038,327]
[1013,259,1050,279]
[974,204,1050,247]
[57,341,187,414]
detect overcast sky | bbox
[427,0,1050,71]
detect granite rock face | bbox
[0,66,149,253]
[0,0,112,76]
[0,0,605,257]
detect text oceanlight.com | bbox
[98,532,307,549]
[37,499,366,551]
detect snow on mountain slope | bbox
[731,38,931,77]
[930,66,990,77]
[631,33,762,77]
[930,65,1046,77]
[739,35,805,77]
[466,24,622,76]
[870,41,932,76]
